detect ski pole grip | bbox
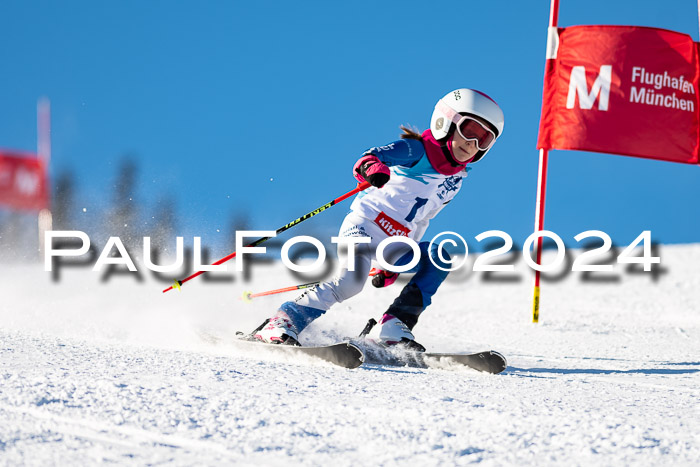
[358,318,377,337]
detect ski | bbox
[421,350,507,374]
[196,328,505,372]
[356,339,507,374]
[194,328,364,369]
[238,337,365,369]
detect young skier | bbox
[254,88,505,349]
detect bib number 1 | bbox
[405,197,428,223]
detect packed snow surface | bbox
[1,244,699,465]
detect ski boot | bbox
[363,314,426,352]
[253,312,301,346]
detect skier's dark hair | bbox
[399,125,423,141]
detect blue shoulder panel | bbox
[363,139,425,168]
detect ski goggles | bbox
[437,100,497,151]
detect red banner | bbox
[537,25,700,164]
[0,151,50,211]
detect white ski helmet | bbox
[430,88,504,163]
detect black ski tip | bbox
[294,341,364,369]
[460,350,507,374]
[487,350,507,374]
[335,342,365,369]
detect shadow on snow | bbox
[506,367,700,376]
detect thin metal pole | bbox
[532,0,560,323]
[37,98,51,162]
[37,98,52,258]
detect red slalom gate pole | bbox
[163,181,371,293]
[532,148,549,322]
[532,0,560,322]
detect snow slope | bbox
[1,244,699,465]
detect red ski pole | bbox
[239,268,390,302]
[240,281,320,303]
[163,181,371,293]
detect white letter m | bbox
[566,65,612,111]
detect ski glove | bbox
[369,268,399,288]
[354,154,390,188]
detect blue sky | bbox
[1,0,699,254]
